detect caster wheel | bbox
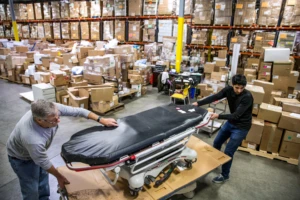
[184,159,193,169]
[129,189,139,197]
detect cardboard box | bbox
[56,90,68,103]
[257,103,282,123]
[247,58,259,69]
[282,103,300,114]
[68,89,89,109]
[260,122,283,153]
[197,84,207,91]
[16,46,28,53]
[88,50,105,57]
[91,101,111,113]
[21,75,31,85]
[283,130,300,144]
[252,104,259,115]
[273,61,293,76]
[273,97,300,106]
[211,72,227,82]
[246,117,265,145]
[61,95,69,105]
[215,60,226,67]
[78,47,94,59]
[253,80,274,104]
[91,87,114,102]
[259,62,272,72]
[278,111,300,133]
[50,76,69,87]
[40,73,51,83]
[0,48,10,55]
[71,75,83,83]
[241,140,258,150]
[218,50,227,59]
[70,80,88,87]
[54,56,63,65]
[204,63,215,73]
[279,141,300,159]
[289,71,299,88]
[244,69,257,76]
[246,85,265,104]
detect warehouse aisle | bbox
[0,79,299,200]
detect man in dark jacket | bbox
[193,74,253,183]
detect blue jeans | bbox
[213,121,248,178]
[8,156,50,200]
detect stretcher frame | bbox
[61,112,212,197]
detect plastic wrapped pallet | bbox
[214,0,233,25]
[19,4,27,20]
[70,22,80,40]
[277,31,296,52]
[0,4,6,20]
[253,32,275,52]
[158,0,176,15]
[17,24,22,38]
[193,0,213,25]
[173,23,188,43]
[143,19,156,42]
[258,0,282,26]
[5,28,11,38]
[60,2,70,19]
[69,2,80,18]
[115,0,126,16]
[34,3,43,20]
[211,29,228,46]
[128,21,141,42]
[37,23,45,38]
[161,36,176,60]
[27,3,35,20]
[13,4,20,20]
[80,1,90,18]
[144,0,157,15]
[30,24,38,38]
[44,23,53,39]
[128,0,143,16]
[91,1,101,17]
[234,0,256,26]
[91,22,100,40]
[176,0,191,15]
[6,5,11,20]
[103,0,114,17]
[51,2,60,19]
[43,3,51,19]
[61,23,70,39]
[103,21,114,40]
[53,23,61,39]
[230,31,250,51]
[282,0,300,26]
[0,25,4,37]
[158,20,173,42]
[21,25,30,38]
[81,22,90,40]
[191,29,208,45]
[115,20,125,42]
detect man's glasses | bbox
[42,116,60,124]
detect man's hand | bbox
[192,102,198,106]
[57,174,70,189]
[100,118,118,127]
[210,113,219,120]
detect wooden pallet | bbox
[0,75,8,80]
[238,147,298,166]
[93,103,125,116]
[119,90,137,99]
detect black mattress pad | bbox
[61,104,208,165]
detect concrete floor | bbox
[0,79,299,200]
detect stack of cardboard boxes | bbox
[103,21,114,41]
[114,0,126,16]
[143,20,156,42]
[191,29,208,45]
[211,30,228,46]
[90,1,101,17]
[128,21,141,42]
[129,0,143,16]
[277,32,296,52]
[253,32,275,53]
[115,20,126,42]
[281,0,300,26]
[193,0,213,25]
[143,0,157,15]
[158,0,176,15]
[258,0,283,26]
[204,50,228,82]
[234,0,256,26]
[158,20,174,43]
[102,0,114,16]
[90,22,100,40]
[214,0,233,25]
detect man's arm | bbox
[47,165,70,189]
[55,103,117,127]
[217,96,252,120]
[194,87,227,107]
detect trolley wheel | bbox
[129,189,139,197]
[184,159,193,169]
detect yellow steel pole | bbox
[9,0,19,41]
[175,0,185,73]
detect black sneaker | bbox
[212,174,229,184]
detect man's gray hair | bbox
[31,99,57,119]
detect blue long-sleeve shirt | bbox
[6,103,91,170]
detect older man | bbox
[7,99,118,200]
